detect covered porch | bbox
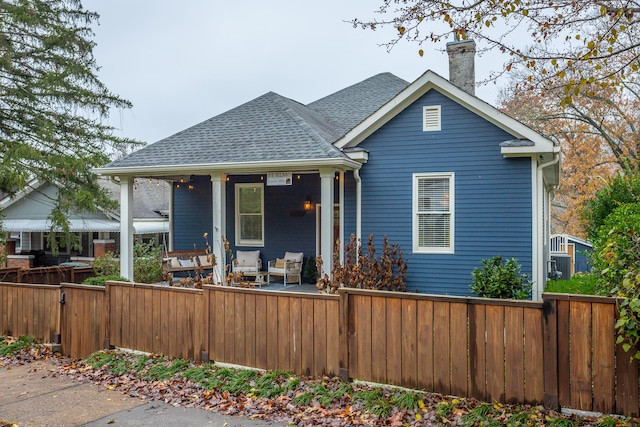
[108,164,364,285]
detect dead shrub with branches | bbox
[316,234,407,294]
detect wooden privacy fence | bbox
[0,282,60,342]
[0,266,95,285]
[1,281,639,416]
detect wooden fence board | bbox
[524,307,544,404]
[326,298,340,377]
[468,303,486,401]
[556,299,571,407]
[433,301,451,395]
[370,296,387,384]
[277,296,291,371]
[485,304,505,403]
[592,303,615,413]
[505,306,524,404]
[265,293,278,370]
[386,297,402,386]
[570,301,592,411]
[255,293,267,369]
[416,299,434,391]
[354,295,372,381]
[401,298,417,389]
[223,291,235,362]
[301,298,314,376]
[245,293,257,368]
[234,293,246,365]
[450,302,468,398]
[313,299,327,377]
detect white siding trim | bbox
[412,172,455,254]
[531,158,542,300]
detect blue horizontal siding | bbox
[356,89,533,296]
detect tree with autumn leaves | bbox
[353,0,640,96]
[497,74,640,238]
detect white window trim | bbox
[412,172,455,254]
[423,105,441,132]
[234,183,264,247]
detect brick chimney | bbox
[446,39,476,95]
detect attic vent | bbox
[423,106,441,132]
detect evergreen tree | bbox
[0,0,140,250]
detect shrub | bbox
[582,172,640,241]
[91,241,163,284]
[133,241,163,283]
[316,234,407,294]
[591,202,640,296]
[83,274,130,287]
[92,250,119,276]
[471,256,532,300]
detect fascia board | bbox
[94,158,362,177]
[0,179,43,210]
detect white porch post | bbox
[119,176,134,280]
[320,168,335,278]
[211,174,226,284]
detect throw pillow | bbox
[275,258,286,269]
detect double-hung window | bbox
[235,183,264,246]
[413,173,454,254]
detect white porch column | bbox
[211,174,226,284]
[320,168,335,278]
[119,176,134,280]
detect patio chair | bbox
[268,252,303,285]
[232,250,262,273]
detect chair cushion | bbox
[178,258,195,268]
[169,257,181,269]
[198,254,213,267]
[235,250,260,271]
[284,252,303,263]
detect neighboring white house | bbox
[0,178,169,266]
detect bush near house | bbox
[471,256,532,300]
[316,234,407,294]
[84,241,163,286]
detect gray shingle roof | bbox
[103,73,409,170]
[308,73,409,137]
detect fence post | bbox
[338,289,349,381]
[103,282,112,349]
[542,296,559,409]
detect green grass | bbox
[545,273,599,295]
[0,335,37,356]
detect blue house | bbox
[96,40,560,299]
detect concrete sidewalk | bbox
[0,360,283,427]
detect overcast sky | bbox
[83,1,509,146]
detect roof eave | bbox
[94,158,362,177]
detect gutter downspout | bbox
[354,169,362,260]
[536,152,560,300]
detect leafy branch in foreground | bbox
[352,1,640,96]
